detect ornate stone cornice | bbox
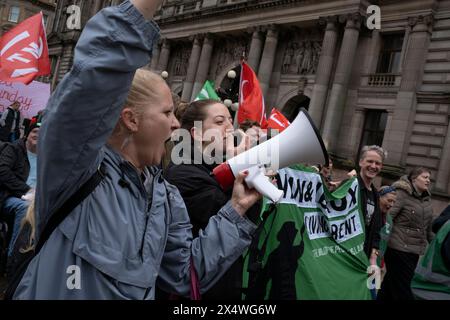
[157,0,315,26]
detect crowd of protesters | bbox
[0,0,448,300]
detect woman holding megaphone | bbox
[164,99,261,300]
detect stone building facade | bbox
[46,0,124,89]
[48,0,450,212]
[0,0,56,35]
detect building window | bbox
[358,110,388,159]
[376,34,404,74]
[8,6,20,23]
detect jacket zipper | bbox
[138,171,155,258]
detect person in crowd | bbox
[0,102,23,142]
[377,186,397,278]
[357,145,385,266]
[6,198,35,283]
[378,167,434,300]
[11,0,260,300]
[411,205,450,299]
[164,99,257,300]
[0,119,40,257]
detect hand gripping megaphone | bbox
[213,108,329,203]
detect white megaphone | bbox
[213,108,329,203]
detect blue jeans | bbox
[2,196,28,256]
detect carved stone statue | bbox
[214,37,248,78]
[301,41,312,74]
[172,44,190,76]
[311,41,321,74]
[294,42,304,74]
[282,44,293,74]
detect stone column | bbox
[383,15,433,166]
[308,16,338,128]
[191,33,214,101]
[156,38,171,73]
[348,109,365,153]
[150,41,161,71]
[266,37,286,110]
[258,25,279,105]
[181,35,203,101]
[247,26,264,73]
[434,115,450,192]
[321,13,362,153]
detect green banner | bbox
[243,165,372,300]
[194,80,220,101]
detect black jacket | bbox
[164,157,260,300]
[357,175,382,258]
[0,108,21,141]
[0,138,30,210]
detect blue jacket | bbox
[14,1,256,299]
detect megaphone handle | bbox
[245,166,283,203]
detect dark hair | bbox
[180,99,221,132]
[10,101,20,108]
[408,167,431,181]
[174,102,189,122]
[239,119,260,132]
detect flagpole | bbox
[233,51,246,129]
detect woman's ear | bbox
[121,107,139,132]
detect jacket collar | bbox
[104,144,162,197]
[357,174,375,192]
[393,175,431,199]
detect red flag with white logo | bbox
[0,12,50,85]
[267,108,291,132]
[237,61,267,127]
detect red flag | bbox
[0,12,50,85]
[237,61,267,127]
[267,108,291,132]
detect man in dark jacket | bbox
[0,120,40,255]
[357,145,385,265]
[0,102,23,142]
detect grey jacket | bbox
[387,175,434,255]
[14,1,256,300]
